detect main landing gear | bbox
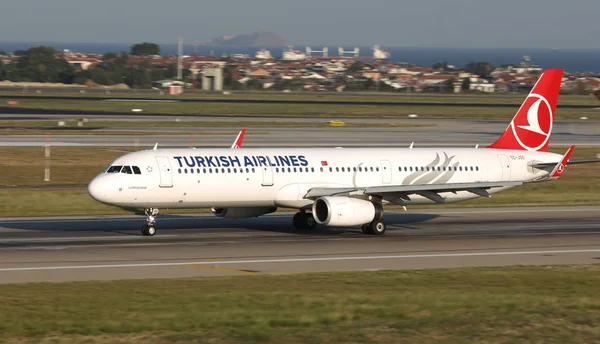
[292,211,317,230]
[141,208,159,236]
[361,220,386,235]
[361,202,386,235]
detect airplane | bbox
[88,69,600,236]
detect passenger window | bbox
[197,168,200,173]
[320,167,323,172]
[121,166,133,174]
[132,166,141,174]
[476,166,479,171]
[311,167,315,172]
[178,168,182,174]
[184,168,188,174]
[106,165,122,173]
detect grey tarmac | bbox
[0,206,599,283]
[1,116,599,147]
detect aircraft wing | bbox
[304,181,523,204]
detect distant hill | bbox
[199,32,289,47]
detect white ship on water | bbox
[255,49,272,59]
[373,45,390,59]
[282,46,306,61]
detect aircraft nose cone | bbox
[88,177,108,203]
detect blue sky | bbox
[1,0,598,48]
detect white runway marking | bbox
[1,249,599,272]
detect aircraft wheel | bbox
[361,224,371,234]
[370,221,386,235]
[141,225,156,236]
[292,212,303,229]
[304,213,317,229]
[293,212,316,230]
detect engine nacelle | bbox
[211,206,277,219]
[312,196,382,227]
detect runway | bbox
[1,94,597,108]
[1,206,599,283]
[1,117,599,147]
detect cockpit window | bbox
[132,166,141,175]
[121,166,133,174]
[106,165,122,173]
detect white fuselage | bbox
[88,147,562,210]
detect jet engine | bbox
[312,196,382,226]
[211,206,277,219]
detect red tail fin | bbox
[488,69,564,152]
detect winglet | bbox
[231,129,246,149]
[551,145,575,178]
[153,143,158,151]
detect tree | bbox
[445,78,456,93]
[16,46,76,83]
[102,52,118,61]
[461,77,471,92]
[245,78,263,90]
[432,61,449,70]
[130,42,160,56]
[347,61,365,73]
[464,61,494,79]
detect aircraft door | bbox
[497,154,511,181]
[380,160,392,184]
[261,165,274,186]
[155,156,173,188]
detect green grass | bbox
[4,98,600,120]
[1,266,599,343]
[0,146,598,217]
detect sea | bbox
[1,42,599,72]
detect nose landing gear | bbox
[141,208,159,236]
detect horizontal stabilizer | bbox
[532,159,600,168]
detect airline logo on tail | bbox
[488,69,563,152]
[512,93,553,151]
